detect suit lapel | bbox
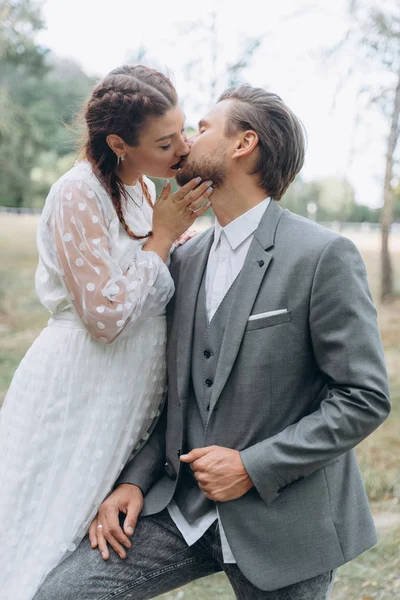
[176,229,214,404]
[209,200,284,412]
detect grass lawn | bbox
[0,215,399,599]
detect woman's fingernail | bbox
[194,177,202,184]
[102,552,107,559]
[206,187,213,195]
[205,180,213,187]
[126,526,134,535]
[163,179,169,187]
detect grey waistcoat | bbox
[174,268,240,523]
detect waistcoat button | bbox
[204,350,211,359]
[205,379,213,387]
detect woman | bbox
[0,65,212,600]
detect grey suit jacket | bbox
[118,201,391,591]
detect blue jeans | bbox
[34,510,335,600]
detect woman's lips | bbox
[170,160,182,170]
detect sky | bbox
[37,0,390,208]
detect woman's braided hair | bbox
[82,65,178,239]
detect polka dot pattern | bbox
[109,284,120,295]
[8,167,176,592]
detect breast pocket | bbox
[246,309,291,331]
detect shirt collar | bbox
[214,198,270,250]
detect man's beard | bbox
[175,147,227,188]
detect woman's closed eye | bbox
[160,129,186,151]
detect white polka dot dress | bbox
[0,162,175,599]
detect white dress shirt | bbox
[168,198,270,563]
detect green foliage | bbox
[0,1,94,209]
[281,175,379,222]
[392,183,400,220]
[0,0,48,73]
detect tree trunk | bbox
[381,68,400,303]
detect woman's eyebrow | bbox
[155,114,187,143]
[154,132,175,142]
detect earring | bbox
[117,154,125,166]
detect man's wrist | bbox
[118,483,143,494]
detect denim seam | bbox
[99,554,204,600]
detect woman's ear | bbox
[232,130,259,159]
[106,134,126,156]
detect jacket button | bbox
[204,350,211,359]
[205,379,213,387]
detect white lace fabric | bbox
[51,177,169,344]
[0,161,175,599]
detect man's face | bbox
[176,100,235,188]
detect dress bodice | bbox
[35,161,174,343]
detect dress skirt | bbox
[0,312,167,600]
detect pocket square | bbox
[248,309,288,321]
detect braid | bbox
[109,171,153,241]
[80,64,177,239]
[139,177,154,209]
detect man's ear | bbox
[106,134,126,156]
[232,130,259,159]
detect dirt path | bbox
[373,509,400,530]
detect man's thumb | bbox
[157,179,171,202]
[180,447,212,463]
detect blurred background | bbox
[0,1,399,598]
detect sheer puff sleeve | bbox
[50,179,175,344]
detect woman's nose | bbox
[178,137,191,157]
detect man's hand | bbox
[88,484,143,561]
[180,446,253,502]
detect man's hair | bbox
[218,85,306,200]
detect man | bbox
[35,85,390,600]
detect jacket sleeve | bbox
[240,235,391,505]
[115,399,168,495]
